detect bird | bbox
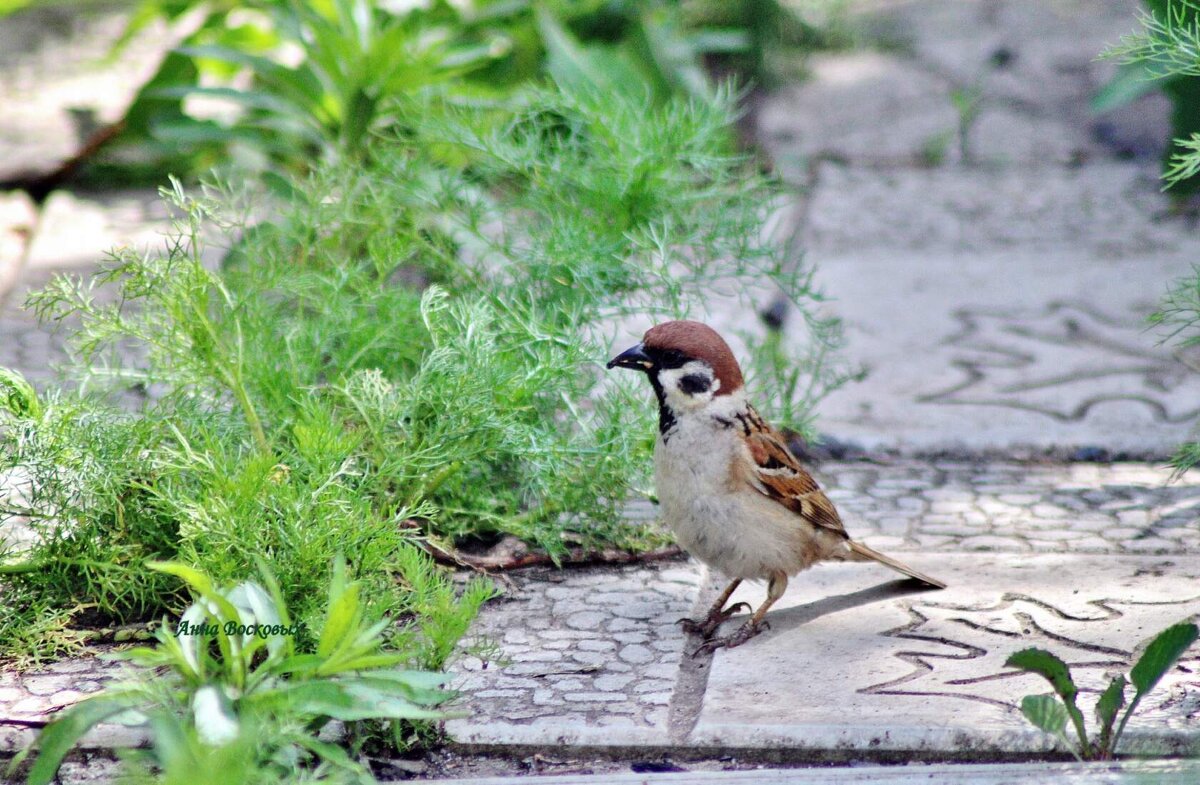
[607,320,946,652]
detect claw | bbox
[689,620,766,657]
[677,601,753,640]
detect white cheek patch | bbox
[658,361,719,411]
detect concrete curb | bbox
[420,760,1200,785]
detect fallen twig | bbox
[398,520,683,572]
[425,543,684,571]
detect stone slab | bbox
[21,189,169,276]
[693,553,1200,755]
[0,189,171,392]
[445,561,704,748]
[759,0,1165,176]
[424,760,1200,785]
[797,163,1200,454]
[803,162,1190,257]
[858,0,1138,112]
[0,8,169,183]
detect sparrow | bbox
[607,320,946,651]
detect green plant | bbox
[153,0,502,167]
[950,83,984,163]
[1102,2,1200,474]
[10,557,455,785]
[1098,0,1200,193]
[741,316,862,435]
[2,87,839,660]
[1,0,840,180]
[1006,621,1199,760]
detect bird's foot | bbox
[677,602,751,639]
[691,619,769,657]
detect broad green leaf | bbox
[273,653,325,677]
[174,602,209,679]
[1110,622,1200,756]
[21,693,144,785]
[253,679,448,721]
[120,51,198,138]
[351,673,452,705]
[690,29,753,54]
[1095,674,1126,750]
[147,86,300,116]
[145,710,192,775]
[176,44,327,116]
[1092,60,1166,113]
[227,580,285,657]
[319,652,406,674]
[1006,648,1079,701]
[147,118,241,146]
[535,6,647,100]
[1008,652,1084,700]
[317,557,359,657]
[1006,647,1089,752]
[1020,693,1068,735]
[252,554,292,628]
[636,9,711,100]
[1130,622,1199,696]
[339,681,452,719]
[147,561,215,597]
[364,669,453,689]
[288,733,364,774]
[0,0,33,16]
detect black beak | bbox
[606,342,653,371]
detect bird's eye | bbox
[656,349,688,369]
[679,373,711,395]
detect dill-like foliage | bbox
[0,87,839,661]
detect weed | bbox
[1,87,839,662]
[9,557,455,785]
[1006,622,1199,760]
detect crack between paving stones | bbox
[665,566,722,745]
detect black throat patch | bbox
[647,374,677,440]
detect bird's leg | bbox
[694,571,788,655]
[677,578,748,639]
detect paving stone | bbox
[758,51,958,176]
[860,0,1139,115]
[21,189,169,277]
[444,561,703,747]
[0,8,170,182]
[806,161,1188,257]
[804,217,1200,452]
[760,0,1165,178]
[692,553,1200,754]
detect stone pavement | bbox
[743,0,1200,457]
[443,461,1200,760]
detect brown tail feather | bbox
[847,540,947,589]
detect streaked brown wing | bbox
[738,406,848,537]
